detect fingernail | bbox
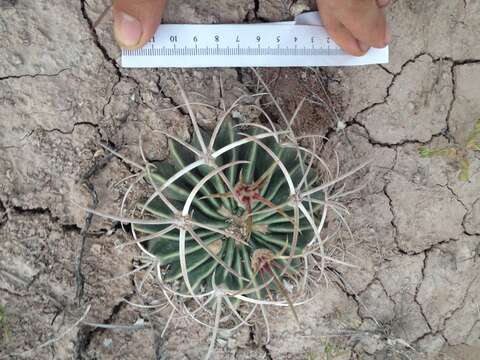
[359,41,370,53]
[377,0,390,7]
[114,11,142,48]
[385,26,391,45]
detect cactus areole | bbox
[133,119,324,300]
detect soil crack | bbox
[79,0,121,78]
[74,293,134,359]
[0,68,71,81]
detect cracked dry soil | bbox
[1,0,479,359]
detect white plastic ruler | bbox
[122,12,388,68]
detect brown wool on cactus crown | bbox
[251,248,276,273]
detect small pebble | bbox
[336,120,346,131]
[10,53,23,65]
[231,110,242,119]
[103,338,113,348]
[91,244,102,253]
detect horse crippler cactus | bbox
[86,79,359,358]
[137,119,323,302]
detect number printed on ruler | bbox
[122,22,389,68]
[148,25,341,56]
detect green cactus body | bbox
[133,119,324,300]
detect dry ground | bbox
[1,0,479,359]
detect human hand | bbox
[113,0,390,56]
[316,0,390,55]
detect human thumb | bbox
[113,0,167,49]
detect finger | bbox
[377,0,390,8]
[317,1,369,56]
[113,0,167,49]
[322,0,389,49]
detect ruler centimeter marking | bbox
[124,47,344,57]
[122,22,389,68]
